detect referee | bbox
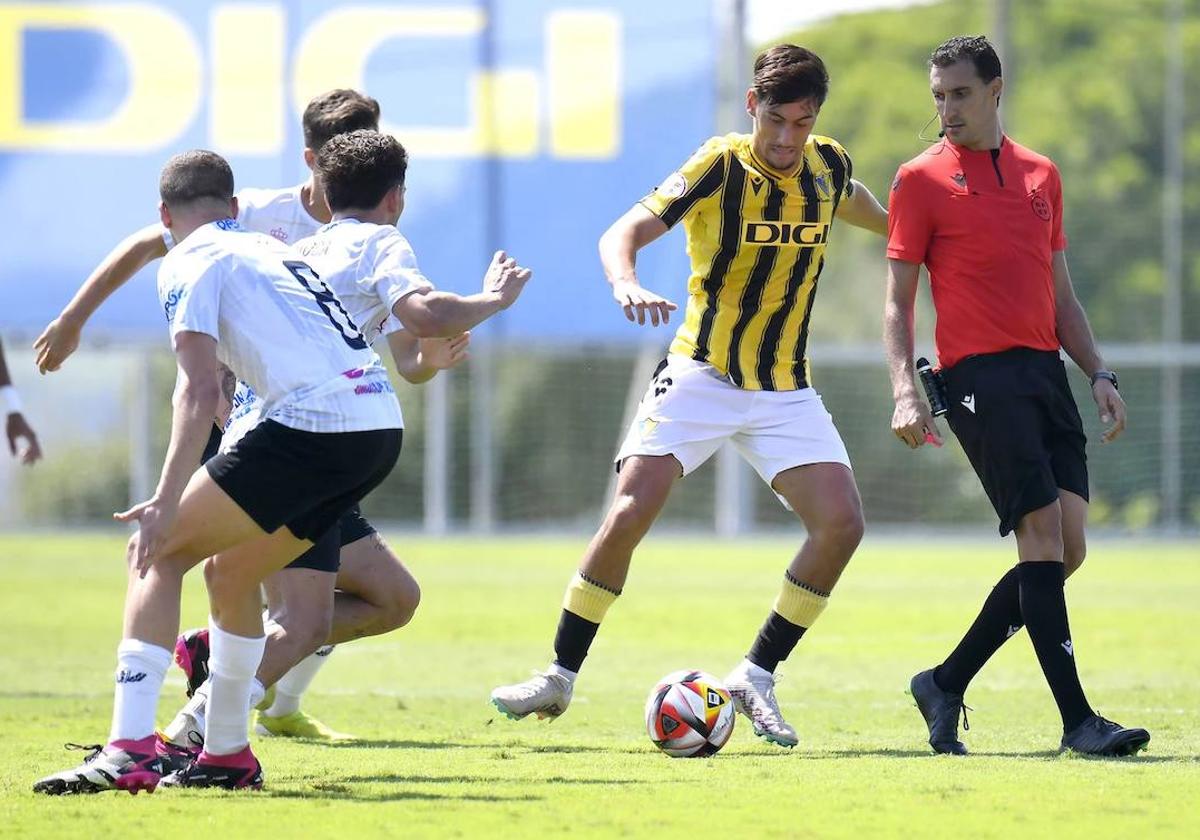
[884,36,1149,757]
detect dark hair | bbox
[752,44,829,107]
[930,35,1002,83]
[302,89,381,152]
[316,129,408,212]
[159,150,234,206]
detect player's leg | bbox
[491,453,680,721]
[34,466,297,795]
[725,461,863,748]
[259,510,417,739]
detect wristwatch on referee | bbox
[1090,369,1118,391]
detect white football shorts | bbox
[615,354,851,501]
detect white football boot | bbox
[724,665,799,748]
[160,686,208,749]
[491,672,574,721]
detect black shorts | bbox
[942,348,1088,536]
[284,505,378,573]
[200,423,224,465]
[205,420,402,541]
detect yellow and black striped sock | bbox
[553,572,620,673]
[746,571,829,672]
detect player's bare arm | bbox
[884,257,942,449]
[391,251,531,338]
[0,339,42,464]
[1051,250,1125,443]
[386,330,470,384]
[115,330,220,573]
[598,204,677,326]
[835,179,888,236]
[34,223,168,373]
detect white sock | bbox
[248,678,266,712]
[266,645,334,718]
[109,639,171,743]
[547,662,578,682]
[205,618,266,755]
[162,680,209,745]
[731,658,772,680]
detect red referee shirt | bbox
[887,136,1066,368]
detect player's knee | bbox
[376,574,421,632]
[1063,542,1086,577]
[203,555,256,605]
[605,492,659,541]
[813,503,865,555]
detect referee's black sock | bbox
[933,565,1023,695]
[1018,561,1094,732]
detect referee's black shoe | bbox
[1061,714,1150,757]
[910,669,969,755]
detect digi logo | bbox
[0,3,622,159]
[742,221,830,247]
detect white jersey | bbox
[157,219,403,435]
[236,185,323,246]
[293,218,433,342]
[221,219,431,446]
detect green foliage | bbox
[780,0,1200,341]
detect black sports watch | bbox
[1090,369,1118,391]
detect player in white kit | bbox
[33,150,406,793]
[156,130,533,753]
[33,90,452,739]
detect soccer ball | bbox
[644,670,735,757]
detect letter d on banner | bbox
[0,4,201,152]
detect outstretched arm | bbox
[598,204,676,326]
[34,223,168,373]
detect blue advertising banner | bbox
[0,0,715,340]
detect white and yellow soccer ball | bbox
[644,670,735,757]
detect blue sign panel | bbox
[0,0,715,340]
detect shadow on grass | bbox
[265,785,542,804]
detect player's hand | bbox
[1092,379,1126,443]
[114,496,177,576]
[891,395,943,449]
[612,279,677,326]
[5,412,43,465]
[33,316,82,374]
[419,332,470,371]
[483,250,533,309]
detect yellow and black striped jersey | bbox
[639,132,854,391]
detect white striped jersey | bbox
[157,219,402,435]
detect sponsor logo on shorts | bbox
[742,221,829,247]
[961,394,976,413]
[1061,639,1074,656]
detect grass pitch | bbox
[0,532,1196,838]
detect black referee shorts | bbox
[205,419,402,542]
[942,348,1088,536]
[284,505,378,573]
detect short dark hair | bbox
[316,129,408,212]
[930,36,1002,83]
[302,89,381,152]
[752,44,829,107]
[159,150,234,206]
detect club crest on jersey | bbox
[742,220,830,247]
[951,171,967,188]
[269,227,289,242]
[813,172,832,200]
[656,171,688,199]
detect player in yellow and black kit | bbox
[492,45,887,748]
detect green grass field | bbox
[0,533,1196,838]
